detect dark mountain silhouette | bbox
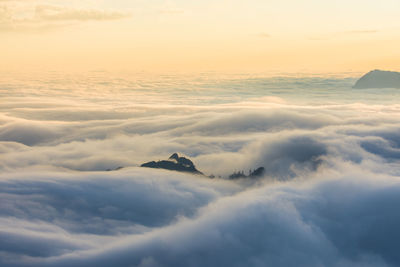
[353,70,400,89]
[106,166,124,171]
[229,167,265,180]
[141,153,203,175]
[250,167,266,177]
[141,153,266,179]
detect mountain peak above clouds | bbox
[353,69,400,89]
[141,153,203,174]
[141,153,267,179]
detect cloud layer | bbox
[1,72,400,266]
[1,167,399,267]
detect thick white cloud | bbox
[1,73,400,266]
[0,167,399,267]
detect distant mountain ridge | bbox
[354,70,400,89]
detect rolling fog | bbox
[1,72,400,266]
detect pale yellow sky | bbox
[1,0,400,73]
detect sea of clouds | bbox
[1,72,400,266]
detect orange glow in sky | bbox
[1,0,400,73]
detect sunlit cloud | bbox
[35,5,130,21]
[307,29,380,41]
[257,32,271,38]
[0,2,130,32]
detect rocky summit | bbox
[141,153,203,174]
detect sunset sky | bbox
[1,0,400,73]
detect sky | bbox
[1,0,400,73]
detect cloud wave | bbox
[1,72,400,266]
